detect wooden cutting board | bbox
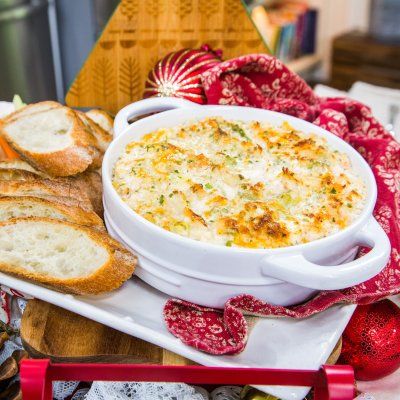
[20,299,194,365]
[21,299,342,365]
[65,0,269,114]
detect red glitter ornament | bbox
[143,45,221,104]
[339,300,400,381]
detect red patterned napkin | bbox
[164,55,400,355]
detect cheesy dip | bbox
[113,117,366,249]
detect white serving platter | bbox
[0,272,355,400]
[0,101,356,398]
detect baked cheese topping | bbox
[113,117,366,249]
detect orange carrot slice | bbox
[0,137,19,160]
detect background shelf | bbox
[286,53,322,74]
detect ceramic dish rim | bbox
[103,105,377,255]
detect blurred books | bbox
[251,1,318,62]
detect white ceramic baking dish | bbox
[103,97,391,308]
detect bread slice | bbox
[64,171,103,216]
[0,196,104,229]
[2,101,61,123]
[0,179,95,213]
[0,102,62,161]
[0,104,101,177]
[86,109,114,136]
[0,179,93,209]
[77,111,112,152]
[0,217,136,294]
[0,169,104,216]
[0,168,38,181]
[0,159,48,181]
[0,159,48,178]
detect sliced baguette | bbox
[0,196,104,229]
[77,111,112,152]
[0,173,102,216]
[86,109,114,135]
[0,178,93,206]
[0,104,101,177]
[0,159,48,178]
[0,179,94,212]
[0,168,38,181]
[2,101,62,123]
[63,171,103,216]
[0,217,136,294]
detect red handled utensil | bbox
[20,359,355,400]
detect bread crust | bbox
[0,168,38,181]
[77,111,112,152]
[0,173,102,216]
[86,109,114,136]
[0,159,48,178]
[2,101,62,123]
[0,196,105,229]
[0,217,136,295]
[0,106,101,177]
[0,178,89,201]
[0,179,95,212]
[63,171,103,216]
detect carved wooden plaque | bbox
[65,0,268,114]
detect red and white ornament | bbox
[143,46,221,104]
[339,299,400,381]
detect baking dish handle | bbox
[113,97,199,137]
[260,217,391,290]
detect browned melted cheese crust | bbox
[113,118,366,248]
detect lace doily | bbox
[210,386,241,399]
[53,381,80,400]
[0,340,22,365]
[51,382,244,400]
[72,388,90,399]
[84,382,209,400]
[0,295,25,366]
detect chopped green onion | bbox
[231,124,250,140]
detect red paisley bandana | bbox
[164,55,400,355]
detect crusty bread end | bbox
[0,217,136,294]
